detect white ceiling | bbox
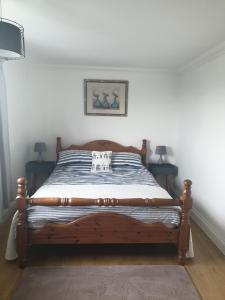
[3,0,225,69]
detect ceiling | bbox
[2,0,225,69]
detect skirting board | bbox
[191,208,225,255]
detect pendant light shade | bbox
[0,18,25,60]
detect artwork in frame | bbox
[84,79,128,116]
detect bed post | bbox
[56,137,62,160]
[178,179,192,265]
[16,177,28,268]
[141,139,147,165]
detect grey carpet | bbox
[11,265,200,300]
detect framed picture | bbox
[84,79,128,116]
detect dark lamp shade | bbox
[0,18,25,60]
[155,145,167,155]
[34,142,47,153]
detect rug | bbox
[11,265,200,300]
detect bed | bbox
[16,137,192,267]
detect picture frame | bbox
[84,79,128,116]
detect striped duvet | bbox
[29,165,181,229]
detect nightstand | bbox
[148,163,178,197]
[25,161,55,196]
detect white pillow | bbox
[91,151,112,173]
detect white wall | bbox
[3,62,178,191]
[177,55,225,254]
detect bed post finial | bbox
[17,177,27,198]
[56,137,62,160]
[141,139,147,165]
[181,179,192,207]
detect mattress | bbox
[29,165,181,229]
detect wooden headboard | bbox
[56,137,147,165]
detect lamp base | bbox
[37,152,44,162]
[157,155,164,164]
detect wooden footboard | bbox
[16,177,192,267]
[29,212,179,245]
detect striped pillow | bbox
[57,150,92,170]
[112,152,142,169]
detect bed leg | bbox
[178,223,190,265]
[17,222,28,268]
[178,180,192,265]
[16,177,29,268]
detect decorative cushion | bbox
[112,152,142,169]
[91,151,112,173]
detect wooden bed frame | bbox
[16,137,192,267]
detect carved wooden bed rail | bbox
[28,197,181,206]
[16,177,192,267]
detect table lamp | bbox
[34,142,46,161]
[155,145,167,164]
